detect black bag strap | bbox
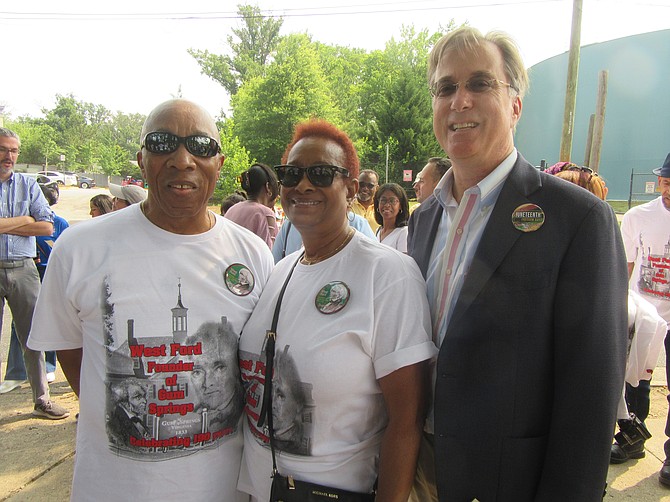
[256,253,302,473]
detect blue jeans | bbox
[4,321,56,380]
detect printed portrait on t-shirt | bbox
[272,346,311,454]
[240,344,314,456]
[107,378,150,446]
[102,276,244,460]
[182,321,244,430]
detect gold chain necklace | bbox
[301,228,354,265]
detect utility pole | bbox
[559,0,583,162]
[385,142,389,184]
[583,114,595,165]
[588,71,608,173]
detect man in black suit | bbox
[407,26,628,501]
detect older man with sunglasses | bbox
[28,99,274,501]
[407,27,628,501]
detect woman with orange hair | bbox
[238,119,435,501]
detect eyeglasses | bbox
[379,197,399,206]
[0,146,20,156]
[565,165,594,175]
[142,132,221,158]
[359,181,378,190]
[429,77,518,98]
[274,164,350,187]
[564,164,598,188]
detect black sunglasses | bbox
[274,165,350,187]
[142,131,221,158]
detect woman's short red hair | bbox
[281,119,360,179]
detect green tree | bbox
[6,118,59,167]
[213,118,253,203]
[189,4,283,95]
[96,111,145,174]
[232,34,339,164]
[358,25,452,182]
[41,94,115,171]
[314,43,367,132]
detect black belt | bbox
[0,258,31,269]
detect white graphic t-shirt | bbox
[621,196,670,326]
[237,232,436,500]
[29,205,273,501]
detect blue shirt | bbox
[36,214,69,270]
[0,173,54,260]
[272,211,375,263]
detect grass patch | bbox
[608,199,650,214]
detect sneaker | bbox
[33,401,70,420]
[0,379,27,394]
[46,372,56,383]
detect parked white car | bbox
[37,170,77,186]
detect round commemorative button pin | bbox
[315,281,350,315]
[224,263,255,296]
[511,203,545,232]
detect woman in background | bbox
[373,183,410,253]
[224,163,279,249]
[220,191,246,216]
[89,194,113,217]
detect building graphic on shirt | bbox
[637,234,670,300]
[104,277,242,459]
[171,279,188,343]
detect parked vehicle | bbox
[77,175,96,189]
[22,173,60,195]
[37,170,74,186]
[121,176,144,187]
[61,171,79,186]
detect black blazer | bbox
[408,155,628,501]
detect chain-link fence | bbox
[628,169,659,210]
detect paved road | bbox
[53,185,113,225]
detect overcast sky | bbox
[2,0,668,119]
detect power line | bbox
[0,0,566,21]
[1,0,665,22]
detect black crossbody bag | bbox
[256,255,376,502]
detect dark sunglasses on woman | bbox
[142,131,221,158]
[274,165,350,187]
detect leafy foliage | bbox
[214,118,253,201]
[358,26,448,179]
[7,95,145,175]
[188,4,283,95]
[231,34,339,164]
[6,6,460,200]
